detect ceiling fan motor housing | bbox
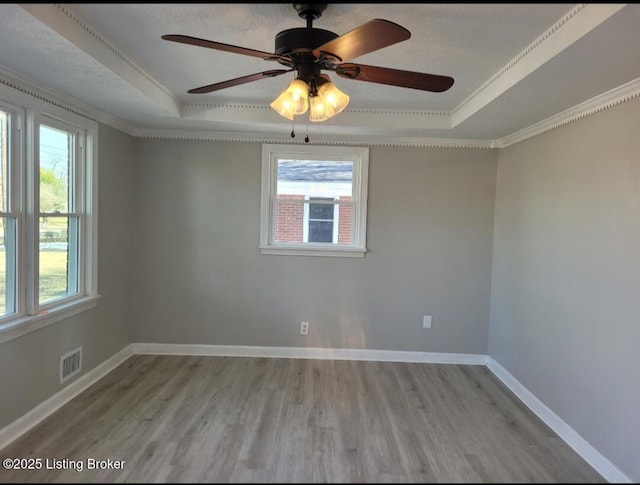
[274,27,338,57]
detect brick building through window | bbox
[275,160,353,245]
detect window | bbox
[0,106,18,318]
[260,144,368,257]
[38,120,82,307]
[305,197,337,243]
[0,87,98,344]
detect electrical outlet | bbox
[300,321,309,335]
[423,315,432,329]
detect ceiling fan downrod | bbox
[293,3,328,29]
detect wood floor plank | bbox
[0,355,606,483]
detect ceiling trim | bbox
[132,128,496,149]
[450,3,627,127]
[182,102,449,118]
[0,64,135,135]
[180,102,451,130]
[19,3,180,117]
[496,76,640,148]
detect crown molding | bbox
[133,128,495,149]
[496,76,640,148]
[451,3,626,128]
[182,102,448,118]
[180,102,451,130]
[0,64,135,135]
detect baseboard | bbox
[0,344,134,452]
[131,342,489,365]
[487,357,632,484]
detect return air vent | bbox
[60,347,82,384]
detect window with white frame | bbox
[0,89,98,344]
[38,120,83,307]
[260,144,368,257]
[0,106,18,319]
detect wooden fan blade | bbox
[162,34,290,63]
[313,19,410,62]
[188,69,292,94]
[335,63,454,92]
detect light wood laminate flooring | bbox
[0,355,605,483]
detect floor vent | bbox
[60,347,82,384]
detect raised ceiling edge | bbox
[20,3,179,117]
[0,64,135,135]
[131,129,497,149]
[496,76,640,148]
[450,4,626,128]
[181,103,449,117]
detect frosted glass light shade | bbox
[270,79,309,120]
[309,81,349,122]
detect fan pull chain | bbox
[290,117,295,138]
[305,122,310,143]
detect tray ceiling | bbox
[0,3,638,146]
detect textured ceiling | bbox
[0,3,638,145]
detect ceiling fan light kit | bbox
[162,3,454,126]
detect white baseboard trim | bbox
[131,342,489,365]
[487,357,631,484]
[0,344,134,452]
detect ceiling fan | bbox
[162,3,454,122]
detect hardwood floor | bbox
[0,355,605,483]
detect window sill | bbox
[259,245,366,258]
[0,295,101,345]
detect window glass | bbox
[0,110,9,212]
[308,198,335,243]
[40,124,73,213]
[0,110,16,317]
[38,216,79,305]
[0,216,16,316]
[39,123,79,306]
[274,159,353,245]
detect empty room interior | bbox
[0,3,639,483]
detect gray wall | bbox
[0,124,134,429]
[489,96,640,481]
[132,140,498,354]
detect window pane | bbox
[39,216,79,305]
[40,124,73,213]
[309,220,333,243]
[0,110,9,212]
[0,217,16,316]
[309,199,334,221]
[277,160,353,199]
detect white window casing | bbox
[260,143,368,257]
